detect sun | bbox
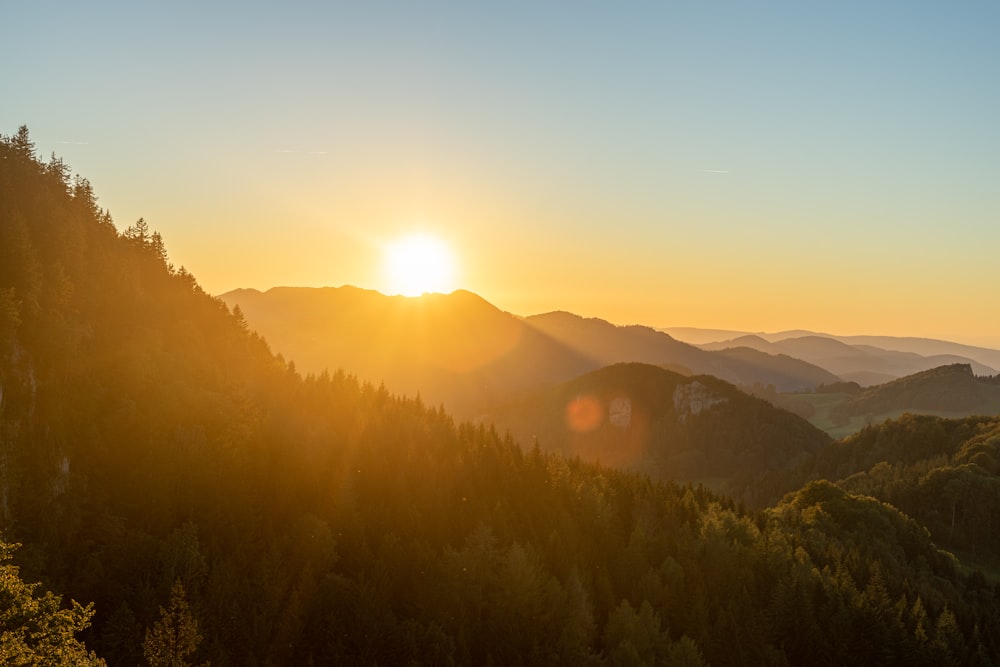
[382,233,457,296]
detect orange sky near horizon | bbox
[4,3,998,349]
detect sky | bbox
[4,1,999,346]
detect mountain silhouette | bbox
[221,287,837,417]
[700,333,997,385]
[525,311,837,391]
[221,286,594,416]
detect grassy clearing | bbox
[779,392,984,440]
[947,547,1000,583]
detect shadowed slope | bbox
[489,362,831,499]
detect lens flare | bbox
[566,395,604,434]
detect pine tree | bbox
[143,580,208,667]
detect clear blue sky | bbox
[4,1,999,345]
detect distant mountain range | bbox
[668,328,1000,386]
[523,311,837,390]
[220,287,838,417]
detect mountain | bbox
[655,326,809,345]
[700,333,997,385]
[829,363,1000,424]
[220,286,594,417]
[837,334,1000,370]
[673,328,1000,368]
[710,346,841,389]
[489,362,831,498]
[524,311,838,391]
[6,127,1000,665]
[220,289,838,419]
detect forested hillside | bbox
[755,413,1000,570]
[3,126,1000,665]
[774,364,1000,439]
[829,364,1000,423]
[489,362,830,501]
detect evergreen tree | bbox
[143,580,207,667]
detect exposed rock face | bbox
[673,381,727,421]
[608,396,632,429]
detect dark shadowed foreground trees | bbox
[1,126,999,665]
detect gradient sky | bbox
[4,2,999,346]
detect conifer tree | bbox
[143,580,207,667]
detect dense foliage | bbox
[0,540,105,665]
[758,413,1000,568]
[2,126,1000,664]
[491,362,830,501]
[829,364,1000,424]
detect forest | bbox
[2,126,1000,665]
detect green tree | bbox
[0,540,105,665]
[7,125,35,159]
[603,599,669,666]
[143,580,207,667]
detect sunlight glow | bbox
[383,233,457,296]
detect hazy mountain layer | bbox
[525,311,838,391]
[221,286,595,417]
[668,327,1000,380]
[221,288,837,418]
[701,334,997,385]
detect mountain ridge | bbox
[665,326,1000,371]
[830,363,1000,423]
[699,332,998,385]
[220,286,839,418]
